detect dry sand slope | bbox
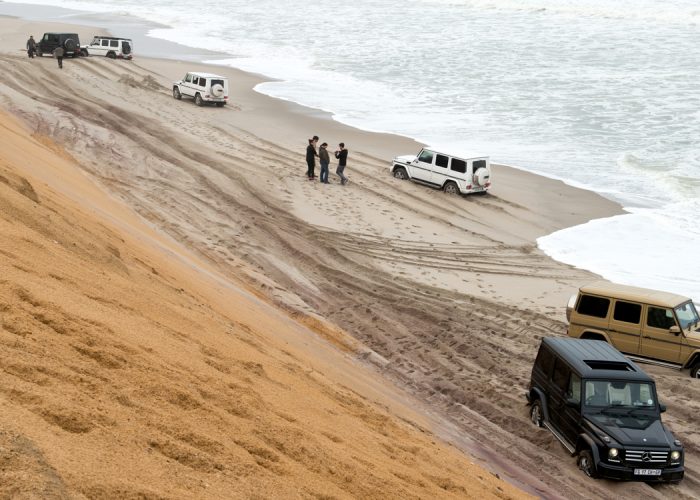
[0,103,530,497]
[0,47,698,500]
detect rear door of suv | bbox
[609,299,642,355]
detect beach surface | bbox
[1,11,699,499]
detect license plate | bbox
[634,469,662,476]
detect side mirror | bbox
[669,326,681,336]
[659,403,667,413]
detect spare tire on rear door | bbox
[64,38,77,52]
[211,83,224,98]
[473,167,490,187]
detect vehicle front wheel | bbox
[443,181,459,195]
[393,167,408,180]
[530,399,544,428]
[690,360,700,378]
[80,49,89,57]
[173,87,182,100]
[577,449,599,478]
[194,94,203,106]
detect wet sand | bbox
[1,11,699,500]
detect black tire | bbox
[194,94,203,107]
[80,48,89,57]
[443,181,459,195]
[64,38,76,52]
[530,399,544,428]
[216,102,224,107]
[577,449,599,478]
[107,52,117,59]
[173,87,182,100]
[393,167,408,180]
[36,51,43,57]
[690,360,700,378]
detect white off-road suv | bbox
[172,72,229,107]
[391,148,491,195]
[82,36,133,59]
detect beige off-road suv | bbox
[566,281,700,378]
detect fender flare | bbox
[683,351,700,369]
[577,433,601,462]
[528,387,550,422]
[579,330,612,343]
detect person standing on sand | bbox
[26,36,36,58]
[53,46,64,69]
[318,142,330,184]
[335,142,348,185]
[306,135,319,180]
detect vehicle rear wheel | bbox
[443,181,459,195]
[393,167,408,180]
[581,333,607,342]
[37,51,43,57]
[690,360,700,378]
[107,52,117,59]
[530,399,544,428]
[577,449,599,478]
[173,87,182,100]
[194,94,203,106]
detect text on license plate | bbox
[634,469,661,476]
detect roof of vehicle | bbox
[580,281,690,308]
[42,32,79,36]
[421,146,488,161]
[92,36,132,41]
[186,72,227,79]
[541,337,654,382]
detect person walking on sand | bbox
[306,136,319,180]
[26,35,36,58]
[53,46,64,69]
[318,142,330,184]
[335,142,348,185]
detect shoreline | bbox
[7,7,695,500]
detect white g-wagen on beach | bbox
[391,148,491,195]
[173,72,229,107]
[82,36,133,59]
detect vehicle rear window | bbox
[451,158,466,173]
[646,306,675,329]
[435,154,449,168]
[576,295,610,318]
[211,79,224,87]
[473,159,486,171]
[613,301,641,324]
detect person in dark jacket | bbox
[334,142,348,185]
[306,136,318,179]
[318,142,330,184]
[53,46,64,69]
[26,36,36,58]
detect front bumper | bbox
[597,461,684,482]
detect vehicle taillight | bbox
[486,182,491,187]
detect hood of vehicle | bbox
[587,414,671,447]
[394,155,416,164]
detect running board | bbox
[544,422,575,455]
[626,356,683,371]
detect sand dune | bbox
[1,15,699,500]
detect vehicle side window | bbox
[473,159,486,171]
[451,158,466,173]
[534,347,555,376]
[552,359,570,392]
[185,74,192,83]
[102,40,109,47]
[567,373,581,404]
[646,307,676,329]
[418,150,434,164]
[199,78,207,87]
[576,295,610,318]
[613,301,641,324]
[110,40,118,47]
[435,155,449,168]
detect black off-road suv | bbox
[527,337,684,483]
[37,33,83,58]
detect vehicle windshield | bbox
[675,301,700,330]
[584,380,657,410]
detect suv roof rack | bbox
[92,36,132,41]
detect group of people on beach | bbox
[26,35,65,68]
[306,136,348,185]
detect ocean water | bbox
[9,0,700,300]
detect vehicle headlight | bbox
[608,448,619,459]
[671,451,681,461]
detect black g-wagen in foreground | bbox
[527,337,684,482]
